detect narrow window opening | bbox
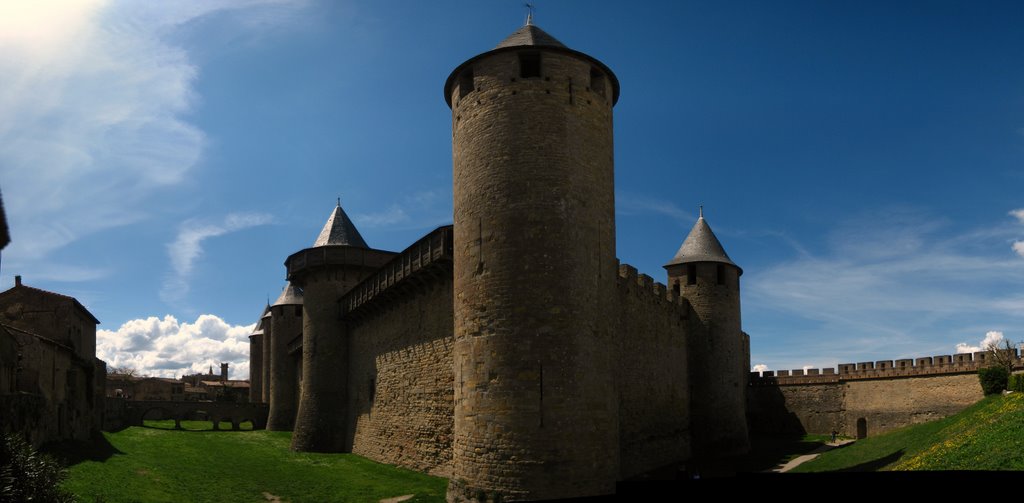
[295,305,302,317]
[686,264,697,286]
[716,264,725,285]
[458,68,474,98]
[672,281,680,295]
[590,67,606,98]
[519,52,541,78]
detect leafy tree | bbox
[978,366,1009,395]
[0,434,75,503]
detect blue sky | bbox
[1,1,1022,378]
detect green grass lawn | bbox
[793,393,1024,472]
[57,426,447,503]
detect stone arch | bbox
[141,407,181,430]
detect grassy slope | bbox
[793,393,1024,472]
[60,425,447,503]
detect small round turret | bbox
[266,282,303,430]
[665,211,750,456]
[289,202,395,452]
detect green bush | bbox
[1009,373,1024,393]
[0,434,74,503]
[978,366,1010,395]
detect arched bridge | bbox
[123,401,268,430]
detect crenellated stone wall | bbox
[748,350,1009,437]
[614,264,691,478]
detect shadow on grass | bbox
[626,434,830,480]
[837,449,905,472]
[41,431,124,466]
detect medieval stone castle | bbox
[248,21,751,501]
[244,18,1024,502]
[0,17,1014,503]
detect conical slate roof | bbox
[665,214,740,270]
[272,282,304,307]
[251,304,270,335]
[313,201,368,248]
[444,22,620,106]
[494,24,567,49]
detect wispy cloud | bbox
[97,313,255,379]
[161,212,273,303]
[616,191,694,223]
[1010,209,1024,224]
[354,205,410,227]
[0,0,305,281]
[351,190,451,231]
[747,207,1024,369]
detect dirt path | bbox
[771,439,855,473]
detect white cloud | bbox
[161,212,273,303]
[955,330,1005,354]
[97,314,254,379]
[1013,241,1024,258]
[1010,209,1024,224]
[802,365,815,371]
[752,364,768,373]
[0,0,304,280]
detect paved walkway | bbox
[771,439,856,473]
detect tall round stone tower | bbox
[664,210,750,457]
[266,282,303,431]
[445,21,621,501]
[260,307,272,404]
[289,202,394,452]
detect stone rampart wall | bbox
[346,274,455,477]
[748,351,1004,437]
[614,263,691,477]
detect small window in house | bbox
[716,264,725,285]
[590,67,606,97]
[459,68,474,98]
[519,52,541,78]
[686,264,697,285]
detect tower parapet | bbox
[665,212,750,457]
[447,22,619,501]
[289,202,395,451]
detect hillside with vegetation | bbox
[794,393,1024,472]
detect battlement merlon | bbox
[617,262,689,309]
[284,245,397,282]
[750,349,1024,385]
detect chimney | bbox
[14,275,20,286]
[221,362,228,382]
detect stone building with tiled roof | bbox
[0,276,105,446]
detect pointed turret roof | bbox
[494,24,567,50]
[313,201,368,248]
[251,304,270,335]
[272,282,303,307]
[665,213,740,272]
